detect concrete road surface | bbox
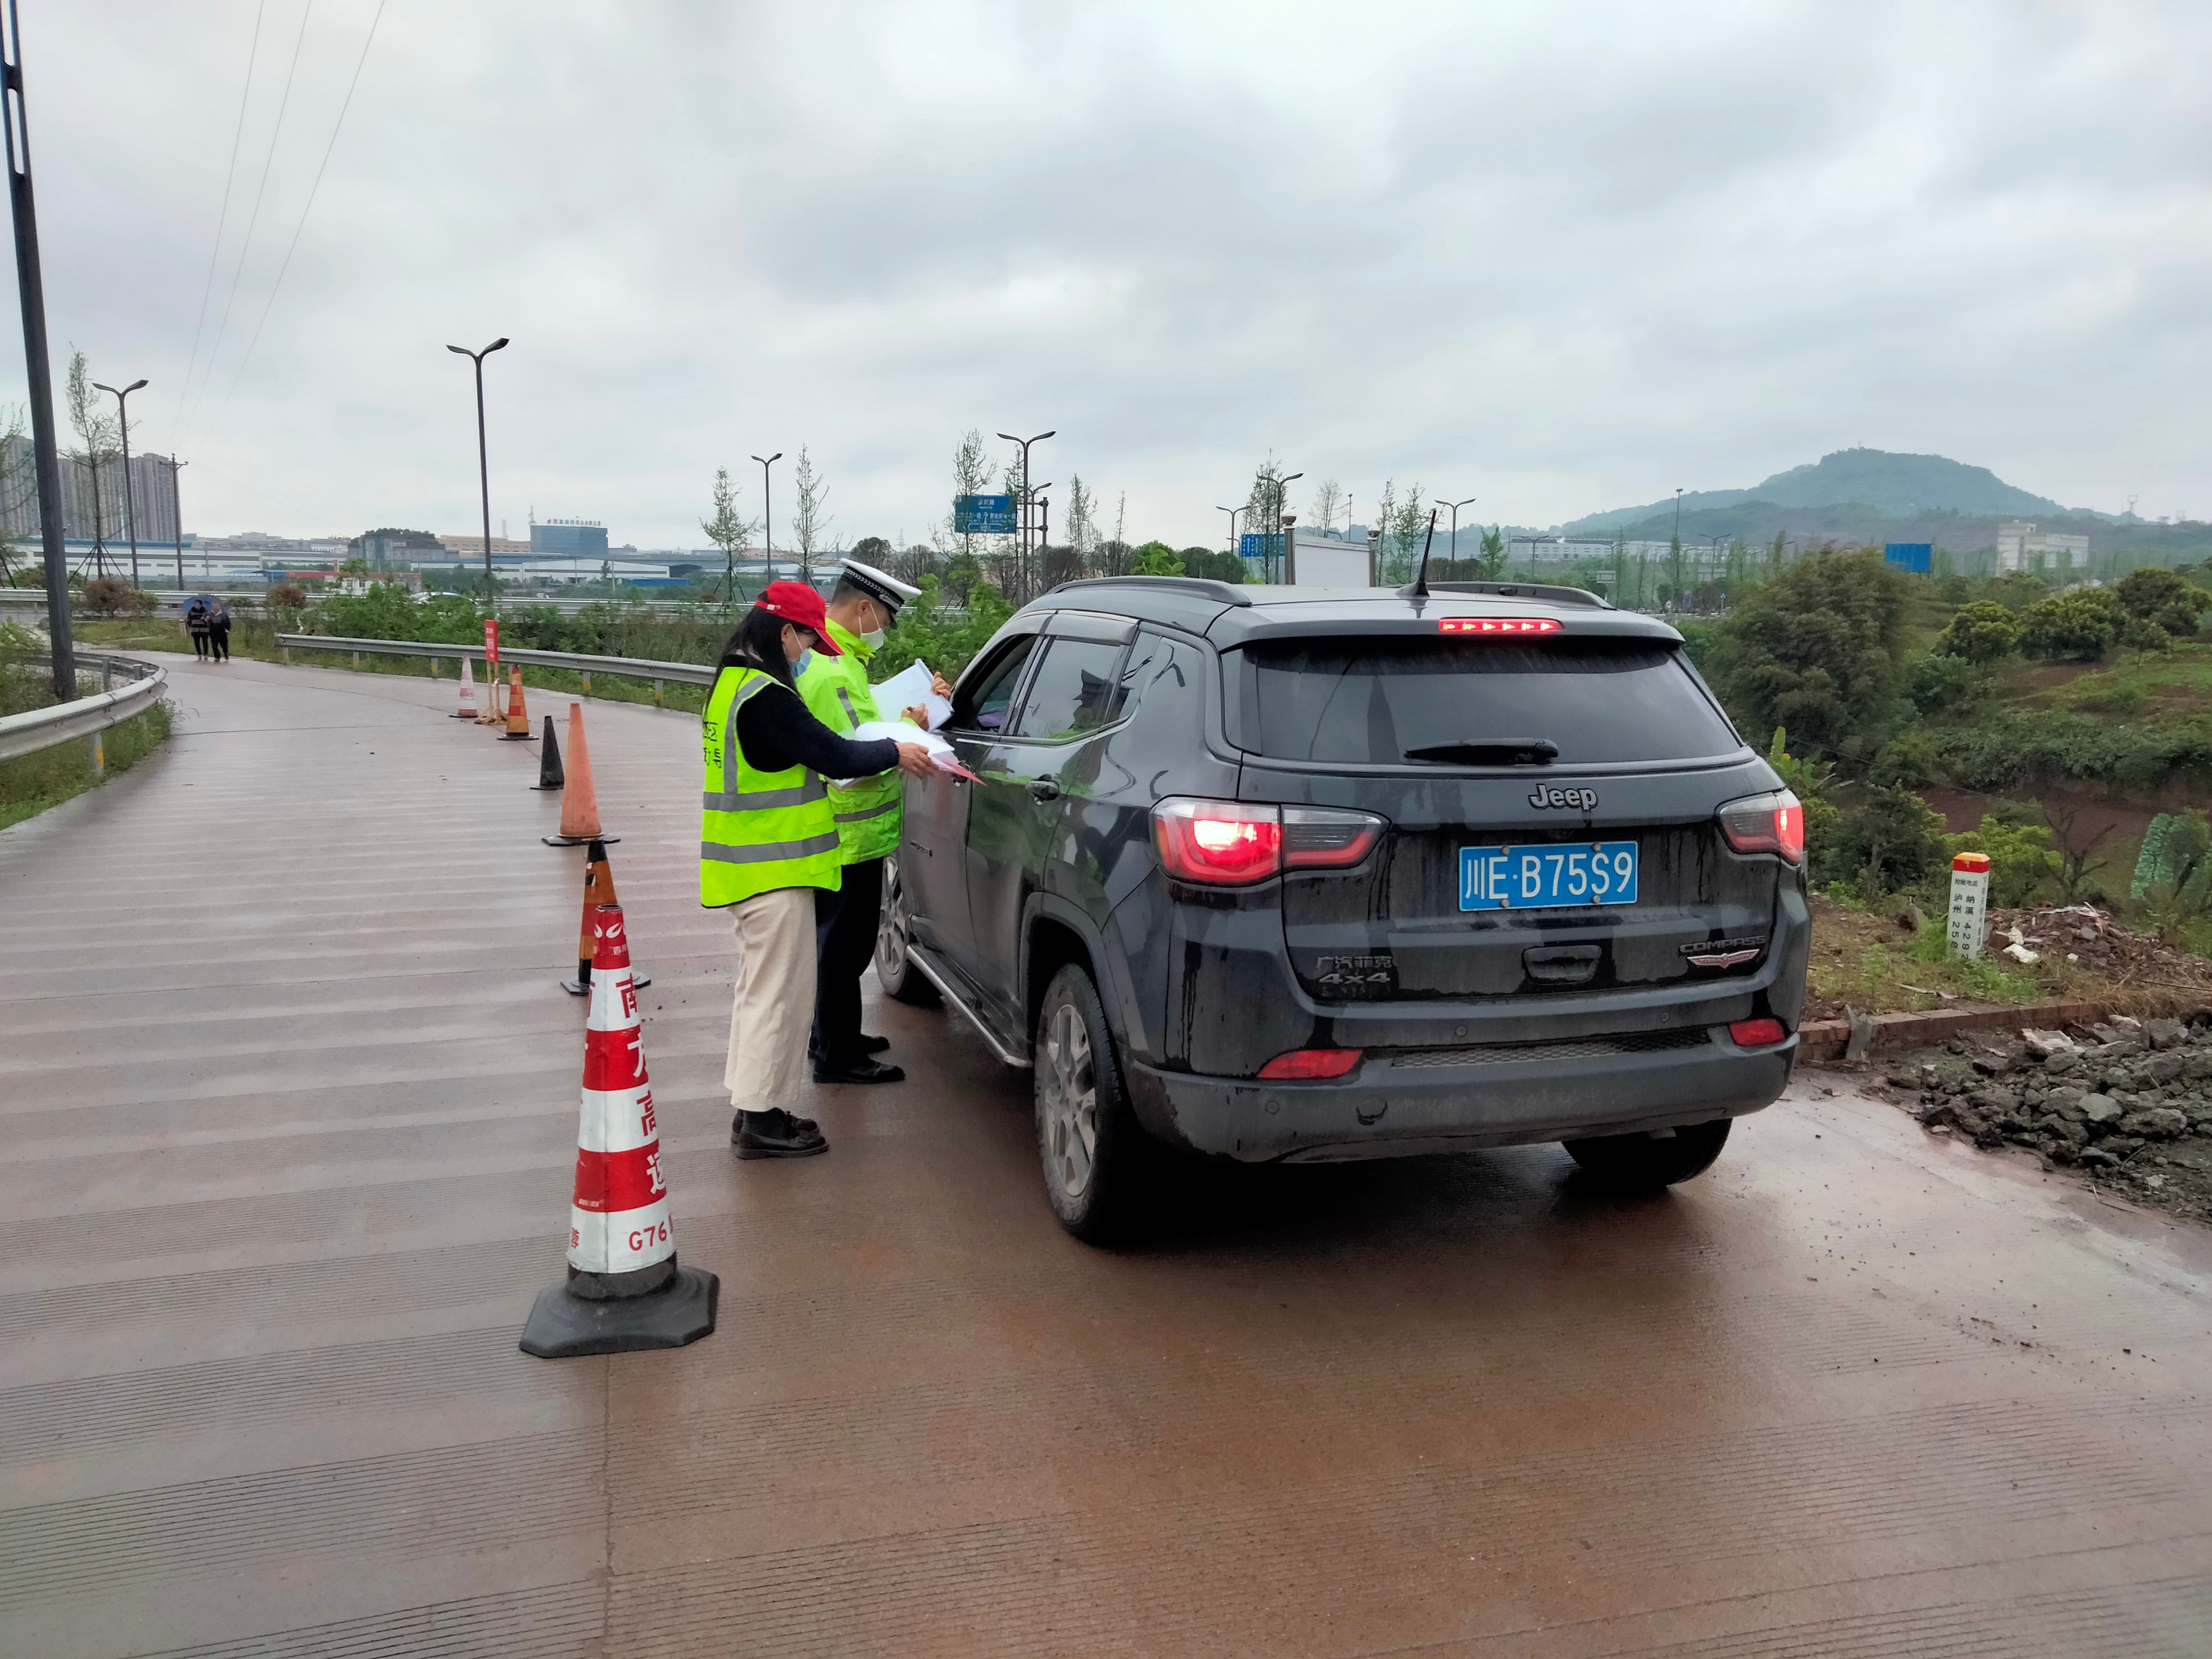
[3,652,2209,1658]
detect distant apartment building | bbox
[1997,521,2089,573]
[0,433,182,546]
[1509,536,1677,566]
[530,518,609,559]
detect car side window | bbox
[1009,640,1128,740]
[950,636,1038,733]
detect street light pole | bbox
[997,430,1053,598]
[167,456,187,589]
[93,376,146,588]
[1435,495,1477,569]
[3,0,73,694]
[1217,505,1239,563]
[446,337,509,613]
[1271,471,1303,582]
[751,453,781,583]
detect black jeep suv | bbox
[874,576,1810,1239]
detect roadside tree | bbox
[2016,588,2124,663]
[1934,600,2018,663]
[1706,549,1912,763]
[2115,565,2211,638]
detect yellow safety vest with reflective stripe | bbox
[700,665,842,908]
[795,618,903,865]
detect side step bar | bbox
[906,942,1032,1069]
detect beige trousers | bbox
[724,886,818,1113]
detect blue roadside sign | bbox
[1883,542,1932,573]
[954,494,1017,534]
[1239,533,1285,562]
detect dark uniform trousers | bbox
[811,856,884,1067]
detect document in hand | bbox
[847,720,985,784]
[872,660,953,731]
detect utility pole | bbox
[997,430,1052,599]
[1271,470,1303,582]
[446,337,508,613]
[751,453,780,581]
[1436,495,1476,569]
[167,455,187,589]
[94,376,146,587]
[3,0,72,694]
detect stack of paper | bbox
[872,660,953,731]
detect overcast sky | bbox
[11,0,2208,548]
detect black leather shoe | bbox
[732,1108,828,1159]
[860,1033,890,1055]
[812,1057,906,1086]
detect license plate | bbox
[1459,841,1639,911]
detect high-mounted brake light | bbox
[1717,789,1805,865]
[1152,801,1387,884]
[1440,617,1562,636]
[1258,1048,1363,1080]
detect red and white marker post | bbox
[521,903,718,1358]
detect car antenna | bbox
[1406,508,1439,599]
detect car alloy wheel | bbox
[875,856,910,983]
[1039,1000,1098,1199]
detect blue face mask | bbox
[795,649,815,677]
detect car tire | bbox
[1035,963,1148,1243]
[873,855,939,1007]
[1564,1118,1731,1188]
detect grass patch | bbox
[0,700,173,831]
[268,634,712,716]
[1807,895,2071,1018]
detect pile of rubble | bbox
[1901,1012,2212,1169]
[1985,904,2212,992]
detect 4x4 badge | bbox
[1528,786,1597,811]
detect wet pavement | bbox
[3,652,2209,1658]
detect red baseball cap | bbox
[754,580,841,653]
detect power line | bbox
[182,0,314,440]
[170,2,265,436]
[203,0,387,441]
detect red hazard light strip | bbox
[1439,617,1561,635]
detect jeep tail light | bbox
[1153,799,1283,884]
[1281,806,1388,869]
[1728,1018,1788,1049]
[1717,789,1804,865]
[1258,1048,1363,1080]
[1440,616,1561,636]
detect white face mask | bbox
[861,626,887,649]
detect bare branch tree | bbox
[789,447,831,583]
[699,466,757,609]
[1310,478,1344,533]
[2043,799,2117,903]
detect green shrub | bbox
[1903,650,1982,714]
[1945,807,2062,908]
[2017,588,2124,663]
[1705,549,1911,761]
[1815,783,1946,901]
[1934,601,2018,664]
[2115,566,2211,638]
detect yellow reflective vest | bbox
[699,665,842,908]
[795,618,903,865]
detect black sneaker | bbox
[812,1057,906,1086]
[732,1108,828,1159]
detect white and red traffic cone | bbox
[450,652,476,718]
[521,902,717,1358]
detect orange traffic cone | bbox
[520,903,718,1359]
[502,667,535,740]
[450,652,476,718]
[543,702,615,845]
[562,839,650,995]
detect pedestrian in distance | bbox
[703,581,935,1160]
[185,597,211,661]
[207,600,232,663]
[797,557,951,1085]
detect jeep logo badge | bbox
[1528,786,1598,811]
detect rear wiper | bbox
[1403,738,1560,766]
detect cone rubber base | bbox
[500,732,537,741]
[562,970,649,996]
[518,1264,718,1358]
[544,834,619,845]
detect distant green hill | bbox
[1564,448,2069,535]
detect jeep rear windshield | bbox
[1229,635,1741,765]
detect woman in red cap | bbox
[702,581,933,1159]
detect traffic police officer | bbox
[702,581,932,1159]
[796,557,951,1084]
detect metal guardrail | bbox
[0,653,169,765]
[273,633,719,691]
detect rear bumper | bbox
[1126,1028,1794,1163]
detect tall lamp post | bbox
[4,0,74,694]
[996,430,1053,598]
[1271,471,1302,582]
[1217,505,1240,566]
[94,376,146,587]
[751,452,781,582]
[1435,495,1477,570]
[446,337,509,611]
[166,455,187,589]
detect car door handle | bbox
[1029,779,1061,801]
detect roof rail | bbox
[1425,580,1613,610]
[1043,576,1254,608]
